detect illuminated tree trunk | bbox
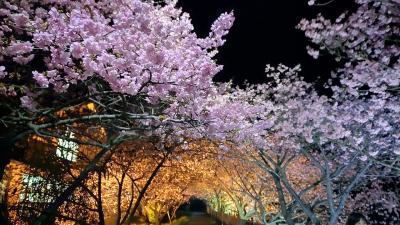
[279,171,320,225]
[325,163,371,225]
[270,172,295,225]
[97,171,105,225]
[167,210,172,223]
[130,151,170,218]
[119,175,136,225]
[116,172,126,225]
[33,145,114,225]
[171,205,180,220]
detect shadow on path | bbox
[171,197,223,225]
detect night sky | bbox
[178,0,354,87]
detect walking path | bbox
[176,212,220,225]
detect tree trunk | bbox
[0,199,11,225]
[0,129,30,225]
[279,168,320,225]
[167,210,172,223]
[327,163,371,225]
[116,172,126,225]
[130,153,169,217]
[33,145,112,225]
[270,173,295,225]
[97,171,105,225]
[120,176,135,225]
[0,129,30,180]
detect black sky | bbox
[177,0,354,86]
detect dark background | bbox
[177,0,354,87]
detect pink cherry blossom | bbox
[6,41,33,56]
[32,71,49,88]
[0,66,6,79]
[20,95,37,110]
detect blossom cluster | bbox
[0,0,234,109]
[298,0,400,95]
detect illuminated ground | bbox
[185,212,218,225]
[165,212,219,225]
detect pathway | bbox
[176,212,221,225]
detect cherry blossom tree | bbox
[210,154,282,225]
[224,63,399,225]
[1,0,398,225]
[299,0,399,96]
[140,147,214,225]
[0,0,246,224]
[297,1,399,224]
[0,0,235,179]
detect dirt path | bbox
[182,212,220,225]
